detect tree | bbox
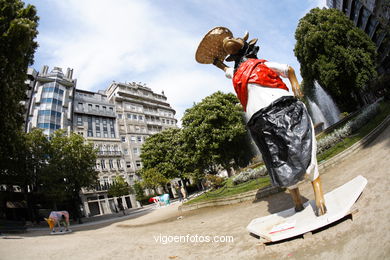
[294,8,377,112]
[0,0,39,182]
[48,130,98,222]
[108,175,133,198]
[21,129,49,221]
[181,91,256,177]
[141,128,192,180]
[139,168,168,194]
[133,181,145,203]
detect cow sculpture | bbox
[44,211,70,233]
[196,27,327,216]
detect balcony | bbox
[74,106,116,118]
[96,151,123,157]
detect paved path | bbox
[1,125,389,259]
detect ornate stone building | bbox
[73,89,137,217]
[105,82,178,183]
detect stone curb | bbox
[179,186,283,212]
[179,114,390,212]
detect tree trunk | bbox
[226,167,233,178]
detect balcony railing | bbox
[96,151,123,156]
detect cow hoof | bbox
[315,202,327,216]
[295,205,304,212]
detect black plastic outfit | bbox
[247,96,313,188]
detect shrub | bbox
[317,102,380,154]
[232,166,268,185]
[205,174,225,189]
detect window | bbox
[77,116,83,126]
[124,149,128,155]
[126,162,131,168]
[133,148,138,154]
[116,159,122,169]
[109,159,114,169]
[96,105,100,110]
[118,114,122,119]
[121,136,126,142]
[103,106,106,111]
[162,119,165,124]
[131,136,136,143]
[87,116,93,137]
[88,104,92,110]
[137,136,142,142]
[138,115,143,120]
[78,103,83,109]
[101,159,106,169]
[133,114,137,120]
[109,107,113,112]
[136,161,141,168]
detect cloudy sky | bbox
[25,0,326,123]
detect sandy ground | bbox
[1,125,390,260]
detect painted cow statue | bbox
[44,211,70,233]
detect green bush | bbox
[205,174,225,189]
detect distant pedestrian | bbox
[118,202,125,215]
[175,184,183,202]
[181,186,187,200]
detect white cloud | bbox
[30,0,322,123]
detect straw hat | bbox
[195,27,233,64]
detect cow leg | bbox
[288,187,304,212]
[312,176,327,216]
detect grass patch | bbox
[185,101,390,205]
[185,177,271,205]
[318,101,390,162]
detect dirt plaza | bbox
[1,125,390,259]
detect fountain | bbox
[313,81,341,126]
[308,99,329,129]
[308,82,341,131]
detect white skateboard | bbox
[247,175,367,242]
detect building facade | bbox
[26,65,76,136]
[105,82,178,182]
[25,66,179,216]
[73,89,137,217]
[327,0,390,72]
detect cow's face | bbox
[44,218,55,231]
[223,31,249,55]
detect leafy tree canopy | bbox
[181,91,255,176]
[0,0,39,177]
[139,167,168,192]
[294,7,377,111]
[108,175,133,198]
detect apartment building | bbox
[25,66,179,216]
[26,65,76,136]
[105,82,178,181]
[73,89,137,217]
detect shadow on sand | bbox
[252,189,309,215]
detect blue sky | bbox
[25,0,326,123]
